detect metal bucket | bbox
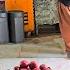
[0,11,9,43]
[8,10,24,43]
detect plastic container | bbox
[8,10,24,43]
[0,11,9,43]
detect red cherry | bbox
[19,68,27,70]
[40,64,52,70]
[14,66,19,70]
[20,60,30,68]
[33,68,40,70]
[46,67,52,70]
[29,61,38,69]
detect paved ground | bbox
[0,34,69,70]
[0,58,70,70]
[0,34,66,58]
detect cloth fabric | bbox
[58,2,70,51]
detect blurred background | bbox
[0,0,66,58]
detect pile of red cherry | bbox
[14,60,52,70]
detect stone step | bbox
[0,42,65,58]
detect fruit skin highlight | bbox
[29,61,38,69]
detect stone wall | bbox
[34,0,59,25]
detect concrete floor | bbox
[0,34,66,58]
[0,34,69,70]
[0,58,70,70]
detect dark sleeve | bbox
[59,0,70,6]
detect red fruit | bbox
[20,60,30,68]
[14,66,19,70]
[40,64,48,70]
[33,68,40,70]
[29,61,38,69]
[46,67,52,70]
[19,68,27,70]
[19,68,31,70]
[40,64,52,70]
